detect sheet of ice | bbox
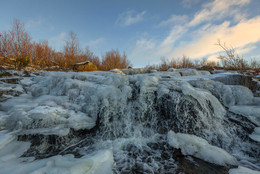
[30,150,114,174]
[0,112,8,130]
[181,69,200,76]
[20,77,34,86]
[0,128,113,174]
[0,149,114,174]
[0,130,16,150]
[0,139,31,162]
[229,166,260,174]
[229,105,260,126]
[229,85,254,105]
[3,103,95,136]
[189,79,255,106]
[249,127,260,142]
[199,70,211,75]
[167,68,176,72]
[167,131,238,166]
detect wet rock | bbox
[0,78,22,84]
[176,154,231,174]
[0,71,12,78]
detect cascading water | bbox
[0,70,259,174]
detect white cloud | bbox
[49,32,66,51]
[136,38,155,49]
[181,0,201,8]
[130,38,158,67]
[158,15,188,27]
[89,38,105,46]
[207,54,220,62]
[25,18,44,30]
[189,0,250,27]
[116,10,146,26]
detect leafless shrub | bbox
[215,40,248,70]
[101,49,131,71]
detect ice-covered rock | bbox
[110,69,125,75]
[177,69,201,76]
[249,127,260,142]
[229,106,260,126]
[167,68,176,72]
[0,148,114,174]
[167,131,238,166]
[189,79,255,106]
[199,70,211,75]
[229,166,260,174]
[149,69,157,73]
[29,150,114,174]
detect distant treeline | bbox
[0,19,259,71]
[0,19,130,70]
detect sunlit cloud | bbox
[188,0,250,27]
[170,16,260,59]
[116,10,146,27]
[237,45,257,54]
[130,0,257,66]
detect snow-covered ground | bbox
[0,69,259,174]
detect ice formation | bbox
[229,166,260,174]
[0,69,260,173]
[229,106,260,126]
[249,127,260,142]
[167,131,238,166]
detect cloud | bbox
[181,0,201,8]
[116,10,146,26]
[130,0,257,67]
[189,0,250,27]
[89,38,105,46]
[130,38,158,66]
[25,18,44,30]
[160,0,254,60]
[170,16,260,58]
[158,15,188,27]
[49,32,66,51]
[136,38,155,49]
[237,44,257,54]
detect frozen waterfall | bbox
[0,69,259,174]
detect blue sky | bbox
[1,0,260,67]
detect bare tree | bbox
[64,31,81,67]
[32,40,54,67]
[215,40,247,70]
[0,31,13,61]
[101,49,131,71]
[9,19,31,69]
[180,55,194,68]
